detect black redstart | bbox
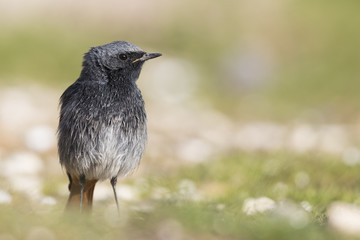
[57,41,161,212]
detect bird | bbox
[57,41,161,213]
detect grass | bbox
[1,151,359,239]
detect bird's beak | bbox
[132,53,162,63]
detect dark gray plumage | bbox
[57,41,161,212]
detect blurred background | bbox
[1,0,360,239]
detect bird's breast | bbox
[59,95,147,180]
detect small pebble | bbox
[0,190,12,204]
[328,202,360,236]
[242,197,276,215]
[24,125,56,152]
[40,196,57,205]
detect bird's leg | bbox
[110,177,120,214]
[67,172,72,191]
[65,175,98,212]
[79,174,86,213]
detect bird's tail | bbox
[65,175,98,212]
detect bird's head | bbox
[82,41,161,82]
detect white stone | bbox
[176,138,213,163]
[342,147,360,166]
[242,197,276,215]
[24,125,56,152]
[235,122,286,152]
[40,196,57,205]
[1,152,43,177]
[318,125,348,154]
[274,201,309,229]
[300,201,312,212]
[0,89,36,132]
[8,175,42,199]
[328,202,360,236]
[289,124,318,153]
[0,190,12,204]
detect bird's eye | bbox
[118,54,128,61]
